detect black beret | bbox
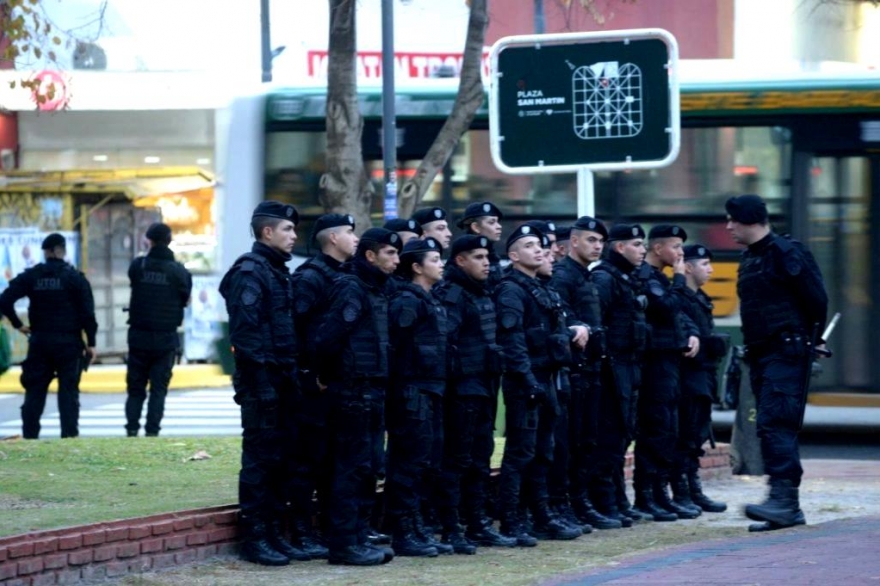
[725,194,768,225]
[506,223,543,250]
[252,201,299,224]
[359,227,403,251]
[607,223,646,242]
[648,224,688,242]
[450,234,491,258]
[571,216,608,239]
[683,244,714,261]
[41,233,66,250]
[524,219,557,236]
[555,225,571,240]
[412,207,447,226]
[457,201,503,227]
[400,236,443,260]
[145,222,172,243]
[383,218,423,236]
[313,213,355,241]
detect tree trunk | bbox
[395,0,489,219]
[321,0,374,234]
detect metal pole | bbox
[534,0,545,34]
[260,0,272,83]
[577,167,594,217]
[381,0,398,220]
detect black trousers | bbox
[567,370,601,502]
[678,365,715,474]
[634,353,681,485]
[547,391,571,504]
[239,424,288,518]
[20,338,83,439]
[289,375,331,528]
[592,359,639,510]
[125,347,176,435]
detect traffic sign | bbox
[489,29,680,174]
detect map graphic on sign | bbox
[572,61,643,140]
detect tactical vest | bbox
[393,287,447,381]
[346,279,390,379]
[236,252,296,365]
[291,255,340,367]
[28,262,81,334]
[504,271,571,370]
[592,261,647,357]
[737,237,804,345]
[487,251,503,292]
[436,281,503,377]
[128,256,186,332]
[644,267,688,351]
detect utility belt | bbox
[745,330,808,362]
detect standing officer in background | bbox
[412,207,452,249]
[219,201,308,566]
[553,226,571,262]
[383,218,423,246]
[725,194,828,532]
[124,222,192,438]
[288,213,358,559]
[314,227,401,566]
[0,233,97,440]
[678,244,728,513]
[633,225,701,522]
[458,201,504,290]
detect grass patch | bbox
[0,436,240,536]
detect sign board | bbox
[489,29,680,174]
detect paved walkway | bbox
[548,515,880,585]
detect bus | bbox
[219,61,880,395]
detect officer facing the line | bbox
[725,194,828,532]
[0,233,98,440]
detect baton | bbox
[815,312,841,358]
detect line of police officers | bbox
[220,193,827,567]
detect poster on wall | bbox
[183,275,225,362]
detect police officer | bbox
[634,224,701,521]
[386,237,447,557]
[550,217,623,531]
[314,227,401,566]
[124,222,192,438]
[0,233,97,440]
[679,244,728,514]
[457,201,504,290]
[525,220,561,263]
[288,213,358,559]
[218,201,308,566]
[383,218,423,246]
[591,225,655,522]
[433,235,514,553]
[412,207,452,249]
[725,194,828,531]
[554,226,571,262]
[495,225,588,545]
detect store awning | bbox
[0,167,215,199]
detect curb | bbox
[0,364,231,394]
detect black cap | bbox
[252,201,299,224]
[313,213,355,241]
[400,236,443,260]
[383,218,423,236]
[607,224,646,242]
[145,222,172,244]
[555,225,571,240]
[358,227,403,252]
[412,207,447,226]
[450,234,491,258]
[41,233,66,250]
[571,216,608,239]
[524,219,557,236]
[648,224,688,242]
[725,194,768,225]
[506,223,543,250]
[457,201,503,227]
[683,244,714,261]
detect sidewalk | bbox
[0,363,231,393]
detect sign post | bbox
[489,29,680,213]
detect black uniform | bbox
[219,241,298,522]
[433,264,503,536]
[0,258,97,439]
[314,257,393,551]
[591,251,647,515]
[738,232,827,486]
[486,245,504,292]
[124,244,192,436]
[386,281,447,533]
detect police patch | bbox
[698,246,706,256]
[589,221,596,230]
[784,254,802,276]
[397,307,417,328]
[649,282,666,297]
[343,302,360,322]
[434,209,442,219]
[522,226,531,234]
[672,226,680,235]
[408,219,416,230]
[390,233,399,244]
[483,203,491,213]
[241,286,259,306]
[347,215,354,225]
[632,227,638,236]
[479,237,488,247]
[548,222,556,231]
[427,239,436,248]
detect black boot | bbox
[688,471,727,513]
[500,511,538,547]
[441,525,477,555]
[614,470,646,522]
[670,474,703,517]
[266,519,311,561]
[414,510,453,555]
[745,479,806,528]
[633,485,678,522]
[291,517,329,559]
[465,517,517,547]
[328,544,388,566]
[653,478,699,520]
[364,527,392,546]
[531,504,582,541]
[239,515,289,566]
[553,500,593,535]
[573,496,622,530]
[392,517,439,557]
